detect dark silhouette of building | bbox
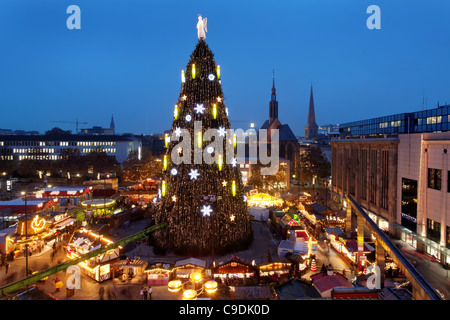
[304,84,319,140]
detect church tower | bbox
[110,114,115,135]
[269,71,278,124]
[304,84,318,140]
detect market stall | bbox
[111,258,148,285]
[172,258,206,280]
[145,262,173,285]
[66,228,120,282]
[212,256,258,284]
[258,261,292,283]
[35,186,93,206]
[81,198,116,219]
[247,193,283,208]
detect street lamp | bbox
[20,191,29,277]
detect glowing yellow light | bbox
[230,214,235,222]
[181,70,185,83]
[197,131,202,148]
[205,280,218,293]
[183,289,197,300]
[162,180,166,197]
[190,272,203,283]
[233,134,237,148]
[212,104,217,119]
[168,280,182,292]
[165,134,170,148]
[218,154,223,171]
[31,215,46,234]
[163,155,168,171]
[216,65,220,79]
[174,104,178,120]
[192,64,196,79]
[232,180,236,197]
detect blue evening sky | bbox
[0,0,449,136]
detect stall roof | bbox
[233,286,274,300]
[313,275,353,294]
[306,202,327,214]
[325,228,346,237]
[112,259,148,268]
[174,257,206,268]
[346,241,375,253]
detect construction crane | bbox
[0,222,167,297]
[50,119,88,133]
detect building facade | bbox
[0,134,141,164]
[332,104,450,265]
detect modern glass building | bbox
[339,104,450,137]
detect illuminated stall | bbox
[35,186,92,206]
[81,198,116,218]
[258,261,292,283]
[172,258,206,280]
[212,256,258,283]
[247,193,283,208]
[7,214,52,259]
[111,258,148,285]
[145,262,173,285]
[66,228,121,282]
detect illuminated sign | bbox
[31,215,46,234]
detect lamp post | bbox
[21,191,29,277]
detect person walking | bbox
[5,262,9,275]
[143,287,148,300]
[139,287,144,300]
[148,285,152,300]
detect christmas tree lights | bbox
[152,38,253,257]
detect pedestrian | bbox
[99,286,105,300]
[5,262,9,275]
[148,285,152,300]
[140,287,144,300]
[143,287,148,300]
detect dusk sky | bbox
[0,0,449,136]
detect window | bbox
[427,219,441,243]
[401,178,418,232]
[447,226,450,249]
[427,168,442,190]
[380,150,389,210]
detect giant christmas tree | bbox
[152,23,253,257]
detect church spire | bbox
[305,83,318,139]
[269,70,278,124]
[110,114,115,134]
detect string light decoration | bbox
[152,38,253,257]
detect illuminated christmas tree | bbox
[152,35,253,257]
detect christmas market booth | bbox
[6,213,53,259]
[212,256,259,285]
[81,198,116,219]
[247,193,283,208]
[66,228,120,282]
[277,210,304,240]
[111,258,148,285]
[258,261,292,283]
[172,258,207,280]
[145,262,174,285]
[35,186,93,206]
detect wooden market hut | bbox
[212,256,259,284]
[111,258,148,285]
[145,262,173,285]
[172,257,207,280]
[258,261,292,283]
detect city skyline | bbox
[1,1,449,136]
